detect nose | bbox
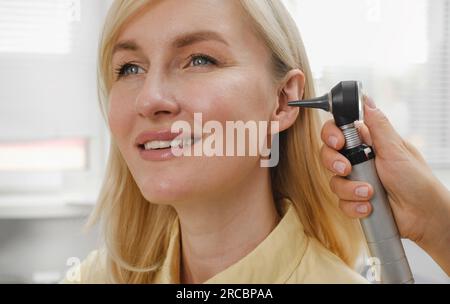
[134,72,181,120]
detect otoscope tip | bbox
[287,100,304,106]
[287,95,330,112]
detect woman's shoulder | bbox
[287,237,369,284]
[60,249,108,284]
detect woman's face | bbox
[109,0,286,204]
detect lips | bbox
[135,130,183,147]
[135,129,203,161]
[135,129,202,154]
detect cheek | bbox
[108,86,136,142]
[182,71,272,124]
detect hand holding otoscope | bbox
[289,81,450,282]
[289,81,416,283]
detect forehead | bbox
[115,0,259,50]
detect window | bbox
[0,0,80,54]
[283,0,450,172]
[0,0,111,195]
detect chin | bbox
[137,178,195,205]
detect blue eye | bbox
[115,63,144,79]
[189,54,217,67]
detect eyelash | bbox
[114,61,141,80]
[114,54,218,80]
[187,53,218,67]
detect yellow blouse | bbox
[63,198,368,283]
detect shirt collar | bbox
[153,198,308,283]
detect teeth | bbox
[144,140,170,150]
[143,138,195,150]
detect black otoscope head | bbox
[288,81,364,128]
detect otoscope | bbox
[289,81,414,284]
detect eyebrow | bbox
[112,40,141,55]
[112,30,229,56]
[171,30,229,48]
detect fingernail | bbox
[328,136,338,149]
[355,186,369,198]
[333,161,346,174]
[365,96,377,109]
[356,204,369,214]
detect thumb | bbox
[363,97,403,157]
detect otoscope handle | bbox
[345,149,414,284]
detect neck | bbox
[173,167,280,284]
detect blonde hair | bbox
[90,0,364,283]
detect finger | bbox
[329,175,374,201]
[338,200,373,218]
[320,144,352,176]
[363,96,404,156]
[321,119,346,150]
[355,121,373,146]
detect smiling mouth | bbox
[137,136,201,151]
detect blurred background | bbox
[0,0,448,283]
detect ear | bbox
[271,69,305,133]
